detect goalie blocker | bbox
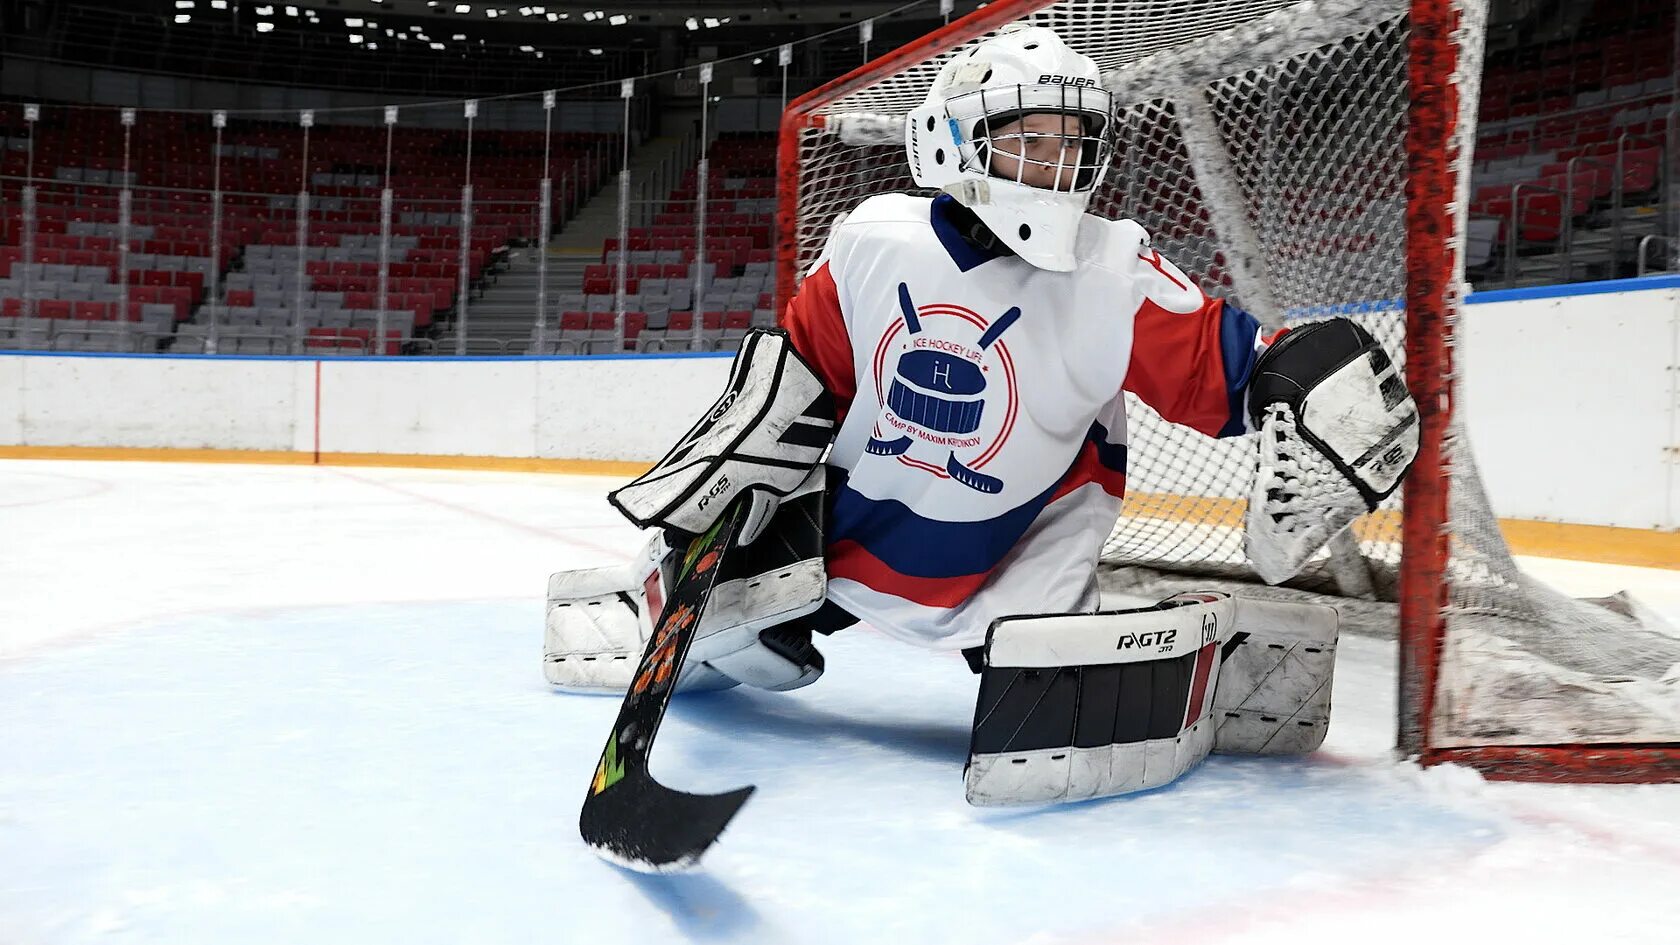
[965,592,1337,806]
[547,329,839,695]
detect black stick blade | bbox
[580,769,755,873]
[578,500,755,873]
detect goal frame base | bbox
[1420,745,1680,783]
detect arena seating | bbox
[0,105,614,353]
[1465,1,1674,284]
[531,134,778,354]
[4,3,1672,357]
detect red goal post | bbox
[772,0,1680,782]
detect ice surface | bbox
[3,460,1678,945]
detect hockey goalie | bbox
[546,25,1418,806]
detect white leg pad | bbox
[543,468,829,694]
[1211,598,1339,754]
[963,593,1339,807]
[542,533,737,694]
[964,594,1233,807]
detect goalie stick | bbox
[578,497,755,872]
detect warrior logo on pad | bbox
[867,282,1021,493]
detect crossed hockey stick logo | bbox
[867,282,1021,494]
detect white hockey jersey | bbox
[783,193,1262,650]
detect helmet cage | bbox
[945,83,1115,193]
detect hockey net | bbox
[775,0,1680,780]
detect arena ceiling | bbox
[130,0,950,27]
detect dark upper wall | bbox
[2,1,963,100]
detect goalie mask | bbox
[905,24,1114,271]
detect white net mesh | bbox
[784,0,1680,759]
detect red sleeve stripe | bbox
[1124,294,1236,439]
[1049,438,1129,505]
[781,261,856,426]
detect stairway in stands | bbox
[435,132,696,354]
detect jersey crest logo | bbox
[865,282,1020,493]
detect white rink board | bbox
[533,356,731,461]
[0,278,1675,525]
[1461,279,1679,530]
[317,359,541,458]
[0,354,23,444]
[4,354,311,451]
[0,353,731,463]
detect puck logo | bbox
[1117,628,1176,651]
[708,391,738,423]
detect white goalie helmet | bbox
[905,24,1114,271]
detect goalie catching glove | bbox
[1245,317,1418,584]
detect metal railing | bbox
[1636,234,1678,276]
[1497,131,1671,285]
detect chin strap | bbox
[946,199,1017,258]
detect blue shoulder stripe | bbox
[1217,300,1262,438]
